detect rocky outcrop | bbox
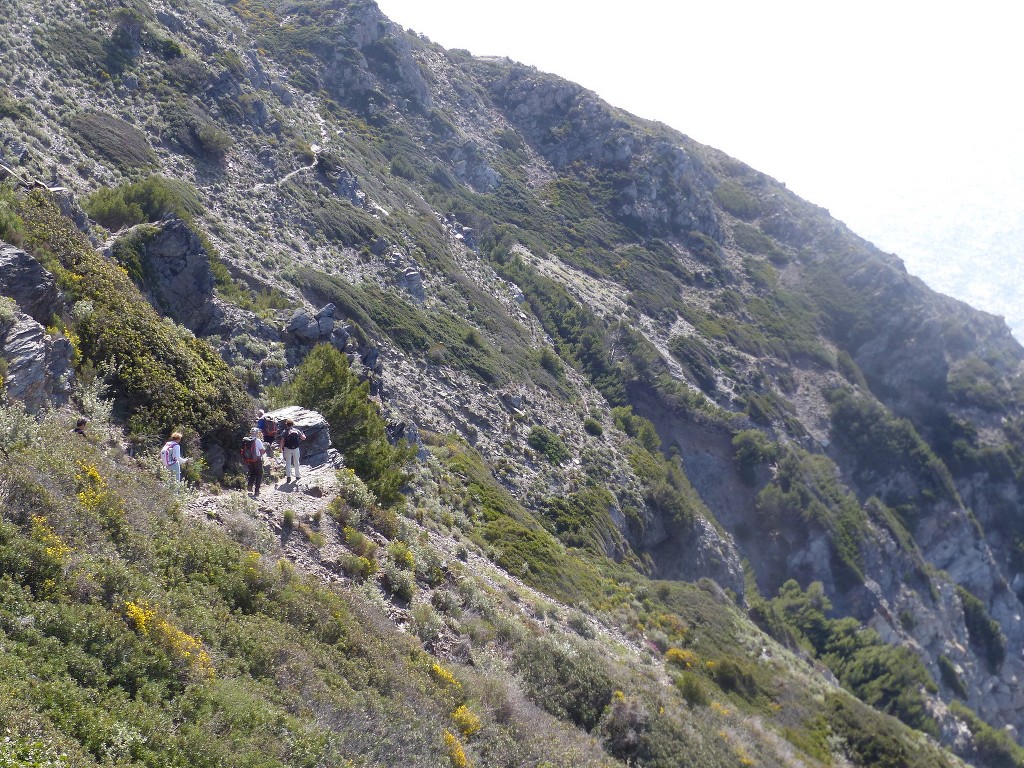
[0,245,63,324]
[265,406,336,467]
[120,219,218,331]
[480,66,721,240]
[0,310,74,412]
[284,303,354,351]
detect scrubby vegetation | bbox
[270,344,414,505]
[3,0,1023,761]
[752,580,938,735]
[15,188,250,446]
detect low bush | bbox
[0,184,25,245]
[84,175,203,230]
[70,112,156,170]
[512,636,615,731]
[527,426,570,465]
[956,585,1006,672]
[713,181,759,220]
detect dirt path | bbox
[183,458,648,662]
[186,458,353,586]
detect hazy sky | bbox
[376,0,1024,336]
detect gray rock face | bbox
[387,252,425,302]
[285,304,351,351]
[135,219,217,327]
[482,68,720,241]
[0,311,74,412]
[49,187,90,234]
[265,406,334,467]
[0,245,63,324]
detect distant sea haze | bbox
[847,206,1024,344]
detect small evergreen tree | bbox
[278,345,414,504]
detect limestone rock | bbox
[286,306,332,341]
[107,219,219,333]
[0,245,63,324]
[0,311,74,412]
[266,406,334,467]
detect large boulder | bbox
[265,405,335,467]
[0,245,63,324]
[0,310,74,412]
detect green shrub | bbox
[0,184,25,245]
[732,429,779,468]
[344,526,376,558]
[512,636,614,731]
[390,155,416,180]
[159,100,233,160]
[84,175,203,230]
[382,562,415,601]
[956,585,1006,672]
[527,426,570,465]
[338,554,377,581]
[667,334,718,392]
[937,654,967,698]
[709,656,760,700]
[0,93,32,121]
[272,346,414,505]
[732,222,786,261]
[0,296,16,330]
[713,181,759,220]
[70,112,156,169]
[583,416,603,437]
[388,541,415,570]
[675,672,708,707]
[827,695,952,768]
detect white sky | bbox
[375,0,1024,337]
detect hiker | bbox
[261,414,278,458]
[159,432,187,482]
[72,417,88,436]
[280,418,306,483]
[241,427,266,497]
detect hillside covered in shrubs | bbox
[3,0,1024,765]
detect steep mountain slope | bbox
[3,0,1024,765]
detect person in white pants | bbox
[160,431,188,482]
[280,419,306,483]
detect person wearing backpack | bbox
[261,416,278,458]
[159,432,187,483]
[280,419,306,484]
[241,427,266,497]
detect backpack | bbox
[283,428,301,450]
[263,417,277,441]
[241,436,259,463]
[160,441,176,467]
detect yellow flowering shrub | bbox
[76,462,126,528]
[443,729,469,768]
[451,704,481,739]
[31,515,72,563]
[665,648,698,669]
[124,600,214,678]
[430,663,460,691]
